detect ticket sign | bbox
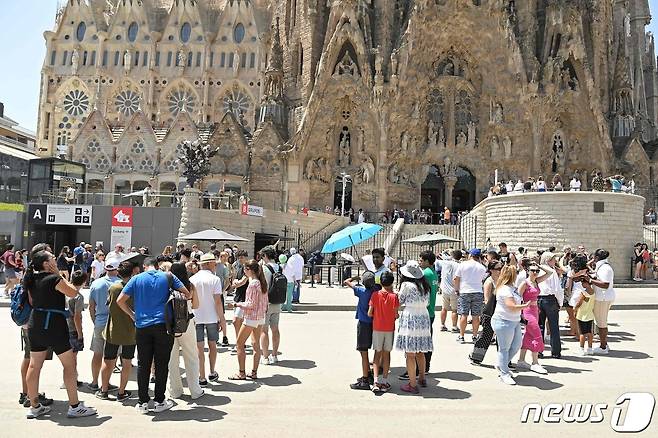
[111,207,133,249]
[28,204,92,226]
[241,204,264,217]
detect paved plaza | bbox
[0,285,656,437]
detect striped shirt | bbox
[242,279,269,321]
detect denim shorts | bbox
[195,323,220,342]
[457,293,484,316]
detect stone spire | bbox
[266,16,283,73]
[258,17,286,132]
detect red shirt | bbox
[369,289,399,332]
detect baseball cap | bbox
[361,271,376,289]
[278,254,288,264]
[470,248,482,257]
[105,258,120,270]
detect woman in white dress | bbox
[395,261,433,394]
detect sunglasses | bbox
[529,269,541,273]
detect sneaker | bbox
[508,362,516,370]
[27,404,51,419]
[499,373,517,385]
[136,402,150,414]
[116,391,132,401]
[86,383,99,391]
[586,347,594,355]
[398,372,409,381]
[260,357,269,365]
[23,393,53,408]
[440,326,448,332]
[230,346,238,353]
[593,346,609,355]
[400,383,419,394]
[451,327,460,333]
[19,393,27,405]
[530,364,548,375]
[456,336,465,344]
[221,336,229,347]
[106,384,119,392]
[268,354,278,364]
[577,347,587,356]
[67,402,97,418]
[516,360,531,370]
[349,377,371,390]
[208,372,219,382]
[372,383,383,393]
[113,365,121,374]
[191,390,205,400]
[199,379,208,387]
[153,399,174,413]
[95,390,110,400]
[379,382,392,393]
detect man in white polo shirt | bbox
[538,252,564,358]
[589,249,615,355]
[191,253,224,386]
[453,249,488,344]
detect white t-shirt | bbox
[538,271,564,307]
[436,259,459,295]
[282,261,295,282]
[505,182,514,192]
[570,179,581,190]
[454,259,487,294]
[536,181,546,190]
[493,285,523,321]
[515,269,527,288]
[91,260,105,279]
[190,269,223,324]
[567,268,587,307]
[594,261,615,302]
[513,182,524,192]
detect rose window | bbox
[115,90,141,116]
[63,89,90,117]
[167,88,197,117]
[222,89,252,118]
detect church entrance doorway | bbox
[333,174,352,213]
[453,166,476,212]
[420,165,444,222]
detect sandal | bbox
[247,370,258,380]
[228,371,247,381]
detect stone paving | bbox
[1,291,657,436]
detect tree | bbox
[178,140,219,188]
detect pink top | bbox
[241,279,268,321]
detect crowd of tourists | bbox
[488,171,636,197]
[632,242,658,282]
[11,240,306,419]
[347,242,616,392]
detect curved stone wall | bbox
[465,192,645,278]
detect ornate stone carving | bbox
[490,100,504,124]
[334,52,358,76]
[490,135,500,157]
[305,157,331,183]
[177,50,186,67]
[442,157,457,177]
[456,131,467,148]
[428,119,437,147]
[71,49,79,74]
[357,155,375,184]
[438,125,446,147]
[338,126,351,167]
[503,135,512,159]
[467,121,477,148]
[124,50,131,73]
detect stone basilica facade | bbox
[37,0,658,212]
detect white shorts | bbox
[234,307,245,320]
[244,318,265,328]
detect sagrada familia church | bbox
[36,0,658,213]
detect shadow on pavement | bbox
[151,406,227,422]
[513,375,563,390]
[542,364,594,374]
[433,371,483,382]
[256,374,302,387]
[206,380,260,393]
[606,350,651,360]
[180,393,231,407]
[275,359,317,369]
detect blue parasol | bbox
[321,223,383,254]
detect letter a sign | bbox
[28,204,46,225]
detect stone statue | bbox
[412,102,420,119]
[503,135,512,158]
[339,127,350,167]
[442,156,457,177]
[305,158,320,181]
[401,131,410,152]
[388,163,400,184]
[335,52,357,76]
[456,131,467,148]
[71,49,79,74]
[390,49,399,76]
[543,56,555,85]
[438,125,446,147]
[177,50,186,67]
[442,60,454,76]
[359,155,375,184]
[374,46,383,77]
[467,121,477,148]
[124,50,131,72]
[490,101,504,124]
[321,157,332,183]
[428,119,437,147]
[325,127,333,151]
[560,69,571,90]
[490,135,500,157]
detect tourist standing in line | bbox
[87,258,121,391]
[419,251,438,372]
[214,250,231,346]
[24,250,98,418]
[281,254,295,312]
[491,265,532,385]
[436,250,461,332]
[368,271,399,393]
[345,271,377,390]
[97,261,140,401]
[57,246,73,280]
[517,263,554,374]
[1,244,18,297]
[288,248,305,303]
[191,254,223,386]
[66,271,86,387]
[396,261,432,394]
[259,246,284,365]
[453,249,488,343]
[470,260,503,365]
[231,250,249,349]
[559,247,579,337]
[590,249,615,355]
[537,252,564,358]
[168,261,204,399]
[117,257,191,414]
[229,260,269,380]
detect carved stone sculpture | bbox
[456,131,467,148]
[490,135,500,157]
[339,127,351,167]
[124,50,131,73]
[335,52,357,76]
[177,50,186,67]
[442,156,457,177]
[503,135,512,158]
[401,131,410,152]
[428,119,437,147]
[467,121,477,148]
[438,125,446,147]
[358,155,375,184]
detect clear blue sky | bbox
[2,0,658,132]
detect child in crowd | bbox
[344,271,379,390]
[573,276,596,355]
[67,270,87,386]
[368,271,399,393]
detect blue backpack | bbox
[10,283,32,326]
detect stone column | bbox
[444,175,457,210]
[178,186,201,242]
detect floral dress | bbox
[395,282,433,353]
[521,280,544,353]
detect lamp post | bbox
[340,172,352,217]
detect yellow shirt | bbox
[576,291,595,322]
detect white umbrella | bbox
[340,253,355,263]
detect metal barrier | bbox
[303,263,366,288]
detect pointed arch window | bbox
[76,22,86,42]
[180,22,192,43]
[234,23,245,43]
[128,22,139,42]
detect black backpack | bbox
[165,272,191,337]
[266,264,287,304]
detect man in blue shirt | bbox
[72,241,86,272]
[88,258,121,391]
[117,257,190,414]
